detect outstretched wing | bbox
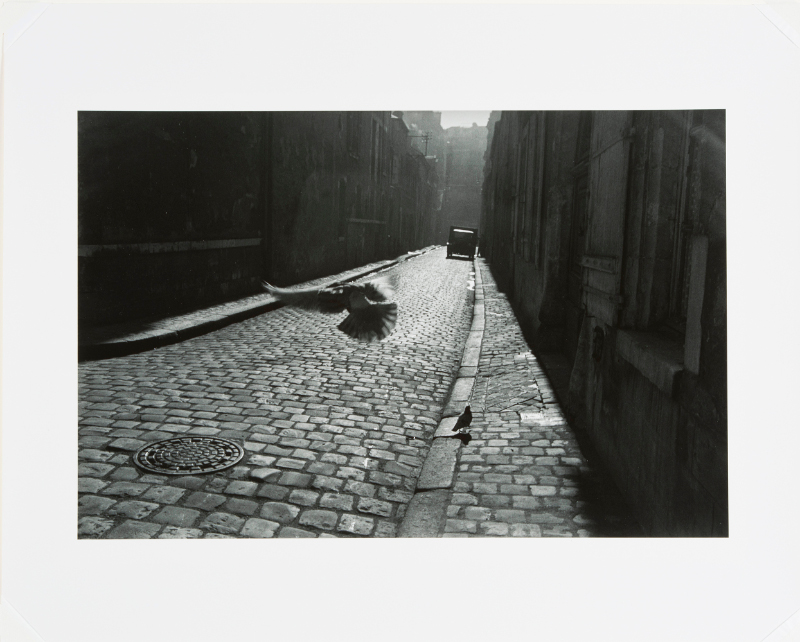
[262,281,348,314]
[337,302,398,342]
[361,273,398,302]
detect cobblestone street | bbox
[78,248,474,538]
[78,248,641,539]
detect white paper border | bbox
[3,4,800,642]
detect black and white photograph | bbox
[76,109,726,540]
[3,3,799,642]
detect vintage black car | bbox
[446,226,478,260]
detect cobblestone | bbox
[288,489,319,507]
[199,512,245,535]
[77,516,115,538]
[141,486,186,504]
[79,463,114,478]
[157,526,204,539]
[184,492,227,511]
[279,527,316,538]
[278,471,312,487]
[224,498,259,515]
[107,438,146,452]
[107,500,160,520]
[250,467,281,482]
[106,520,162,539]
[374,521,397,537]
[151,506,202,527]
[101,482,150,498]
[445,519,477,533]
[241,518,280,538]
[110,467,141,481]
[78,478,109,494]
[338,514,374,536]
[260,502,300,523]
[357,497,394,517]
[78,495,116,516]
[319,493,354,511]
[257,484,289,501]
[298,509,338,530]
[224,480,258,497]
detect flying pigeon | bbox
[452,404,472,433]
[262,274,398,342]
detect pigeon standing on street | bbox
[262,274,398,342]
[452,404,472,433]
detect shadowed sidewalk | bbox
[79,249,432,361]
[441,258,642,537]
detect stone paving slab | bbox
[78,246,474,538]
[396,489,451,538]
[416,437,460,490]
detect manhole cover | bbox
[133,437,245,475]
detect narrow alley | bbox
[79,248,473,538]
[78,247,639,538]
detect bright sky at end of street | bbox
[440,111,491,129]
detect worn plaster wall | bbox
[79,112,266,325]
[480,110,727,536]
[267,112,350,285]
[568,111,727,536]
[80,111,441,326]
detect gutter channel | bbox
[398,257,485,537]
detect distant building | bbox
[401,111,447,231]
[440,123,488,242]
[396,113,490,243]
[401,111,445,162]
[480,110,727,537]
[78,111,440,327]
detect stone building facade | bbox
[440,123,488,242]
[400,112,488,243]
[79,111,439,326]
[480,110,727,536]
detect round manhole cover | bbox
[133,436,245,475]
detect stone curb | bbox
[398,257,485,538]
[78,247,437,361]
